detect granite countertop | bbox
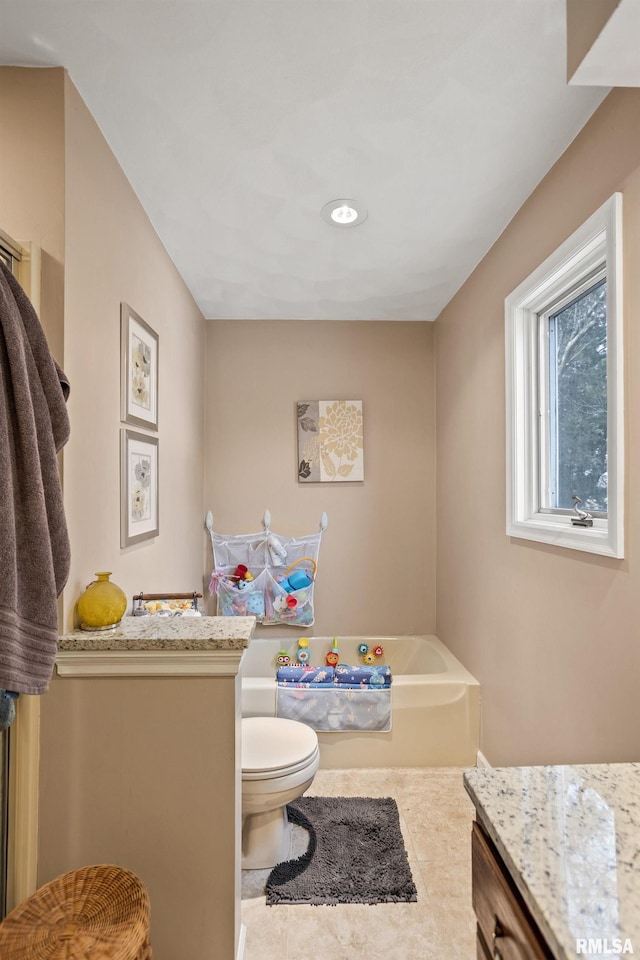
[464,764,640,960]
[59,615,256,651]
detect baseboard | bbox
[476,750,492,769]
[236,923,247,960]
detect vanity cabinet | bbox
[471,821,553,960]
[466,764,640,960]
[45,616,255,960]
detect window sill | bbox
[507,514,622,558]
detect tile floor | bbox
[241,766,477,960]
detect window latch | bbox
[571,494,593,527]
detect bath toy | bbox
[278,558,317,593]
[362,652,376,665]
[373,645,384,658]
[297,648,310,663]
[246,593,265,617]
[296,637,310,663]
[273,595,288,613]
[232,564,255,588]
[282,569,313,592]
[267,533,287,565]
[276,650,291,666]
[272,597,298,622]
[357,643,369,656]
[326,636,340,666]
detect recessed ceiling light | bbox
[321,198,368,228]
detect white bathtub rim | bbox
[241,634,479,687]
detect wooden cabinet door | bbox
[472,822,553,960]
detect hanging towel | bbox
[0,261,70,694]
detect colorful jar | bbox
[77,572,127,630]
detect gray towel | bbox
[0,260,70,694]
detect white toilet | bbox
[241,716,320,869]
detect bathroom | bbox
[2,5,640,958]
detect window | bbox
[505,194,623,558]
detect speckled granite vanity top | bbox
[59,615,256,651]
[464,764,640,959]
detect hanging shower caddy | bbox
[205,510,328,627]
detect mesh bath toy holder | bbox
[206,509,327,627]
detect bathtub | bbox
[240,635,480,768]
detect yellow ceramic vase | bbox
[77,572,127,630]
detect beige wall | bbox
[435,87,640,766]
[62,76,206,626]
[566,0,620,81]
[0,67,206,626]
[0,67,65,359]
[204,320,436,636]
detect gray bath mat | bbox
[265,796,417,905]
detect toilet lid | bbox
[242,717,318,775]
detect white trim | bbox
[6,696,40,911]
[56,649,244,678]
[236,923,247,960]
[16,242,41,316]
[476,750,492,769]
[505,193,624,558]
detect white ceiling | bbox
[0,1,608,321]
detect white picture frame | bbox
[120,429,159,547]
[120,302,159,430]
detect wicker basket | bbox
[0,864,152,959]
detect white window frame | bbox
[505,193,623,558]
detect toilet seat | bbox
[242,716,318,779]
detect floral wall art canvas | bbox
[120,302,159,430]
[120,430,159,546]
[297,400,364,482]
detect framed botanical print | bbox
[120,302,159,430]
[297,400,364,482]
[120,429,159,547]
